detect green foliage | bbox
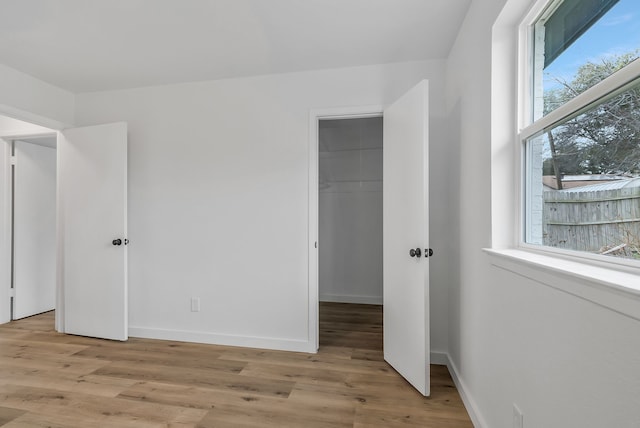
[543,52,640,176]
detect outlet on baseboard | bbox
[513,404,523,428]
[191,297,201,312]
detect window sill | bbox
[483,248,640,321]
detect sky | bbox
[543,0,640,92]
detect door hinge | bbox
[9,288,15,297]
[10,156,16,165]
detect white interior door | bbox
[383,80,430,396]
[59,122,128,341]
[13,140,56,319]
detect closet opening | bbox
[318,116,383,352]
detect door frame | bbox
[1,137,12,324]
[0,105,69,328]
[0,132,58,325]
[308,105,383,352]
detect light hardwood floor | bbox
[0,303,472,427]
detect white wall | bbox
[74,61,450,352]
[445,0,640,426]
[0,64,74,129]
[319,117,383,304]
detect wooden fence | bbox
[543,186,640,257]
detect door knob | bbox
[409,248,422,258]
[112,239,122,246]
[425,248,434,257]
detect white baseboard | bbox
[319,294,383,305]
[128,326,316,353]
[438,352,488,428]
[430,351,449,365]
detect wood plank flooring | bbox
[0,303,472,427]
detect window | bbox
[522,0,640,261]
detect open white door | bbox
[383,80,430,396]
[59,122,128,341]
[13,140,56,319]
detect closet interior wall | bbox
[319,117,383,304]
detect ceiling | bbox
[0,0,471,93]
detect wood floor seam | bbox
[0,305,473,427]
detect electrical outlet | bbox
[513,404,523,428]
[191,297,201,312]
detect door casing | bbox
[308,105,384,352]
[0,132,57,325]
[11,137,57,320]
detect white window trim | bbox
[521,60,640,140]
[487,0,640,321]
[518,0,640,268]
[484,248,640,322]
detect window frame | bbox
[516,0,640,271]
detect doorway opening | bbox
[318,116,383,352]
[1,114,57,324]
[1,114,128,340]
[10,136,57,321]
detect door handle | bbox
[409,248,422,258]
[112,239,122,246]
